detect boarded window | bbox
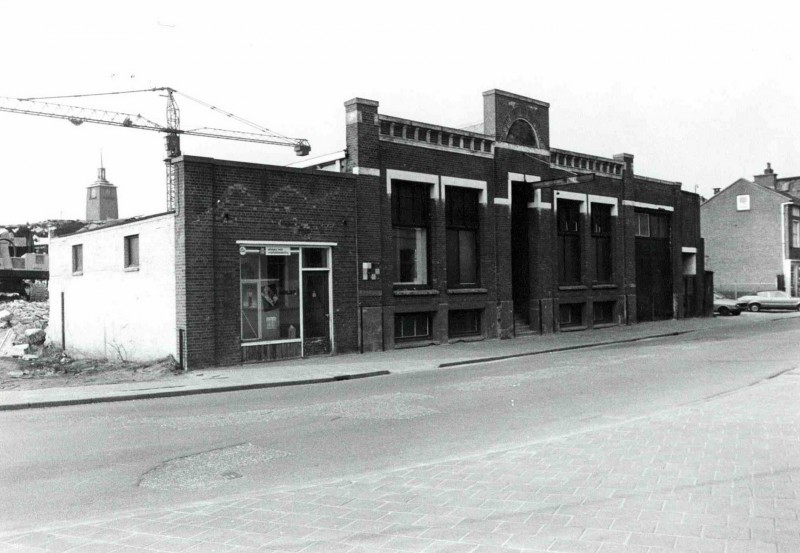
[446,187,480,287]
[592,204,613,283]
[448,309,481,337]
[557,199,582,284]
[395,312,431,340]
[72,244,83,274]
[124,235,139,268]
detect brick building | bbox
[701,164,800,297]
[171,89,708,369]
[48,90,705,369]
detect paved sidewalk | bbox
[1,313,798,410]
[1,336,798,551]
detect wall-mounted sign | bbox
[265,246,291,256]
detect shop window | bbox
[448,309,481,338]
[395,312,430,340]
[446,187,479,287]
[72,244,83,274]
[557,199,582,284]
[393,181,429,285]
[592,203,613,283]
[559,302,584,328]
[593,301,615,324]
[240,251,301,342]
[792,220,800,248]
[124,235,139,268]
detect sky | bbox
[1,0,798,224]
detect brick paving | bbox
[2,370,799,552]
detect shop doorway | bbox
[302,271,331,355]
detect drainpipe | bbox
[780,202,791,291]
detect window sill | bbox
[592,322,618,329]
[447,288,488,295]
[124,266,140,272]
[395,339,438,349]
[558,285,587,291]
[559,325,588,332]
[449,334,484,343]
[242,338,302,347]
[591,284,618,289]
[394,289,440,296]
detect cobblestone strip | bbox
[2,375,799,552]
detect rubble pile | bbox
[0,300,49,357]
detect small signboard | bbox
[265,246,291,256]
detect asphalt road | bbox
[1,315,798,534]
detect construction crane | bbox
[0,87,311,210]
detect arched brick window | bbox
[505,119,538,148]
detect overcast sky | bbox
[1,0,798,224]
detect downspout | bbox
[780,202,791,291]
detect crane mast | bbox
[0,88,311,211]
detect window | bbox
[89,188,97,199]
[240,251,301,342]
[559,303,584,328]
[793,220,800,248]
[557,199,582,284]
[593,301,615,324]
[792,206,800,217]
[71,244,83,274]
[123,235,139,268]
[446,187,479,287]
[395,312,430,340]
[635,212,670,239]
[591,204,613,283]
[393,181,430,285]
[448,309,481,337]
[736,195,750,211]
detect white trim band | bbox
[236,240,338,247]
[441,176,488,205]
[353,167,380,177]
[682,247,697,253]
[386,169,440,199]
[622,200,674,212]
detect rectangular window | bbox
[395,312,430,340]
[736,195,750,211]
[240,251,301,342]
[635,212,670,239]
[72,244,83,274]
[124,235,139,268]
[591,204,613,283]
[793,220,800,248]
[559,303,584,328]
[448,309,481,337]
[557,199,582,284]
[393,181,430,285]
[593,301,615,324]
[446,187,480,287]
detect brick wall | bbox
[701,181,785,296]
[175,156,358,369]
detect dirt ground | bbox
[0,352,182,391]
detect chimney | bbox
[713,187,721,195]
[754,162,777,189]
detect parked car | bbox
[713,293,741,316]
[735,290,800,312]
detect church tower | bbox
[86,157,118,221]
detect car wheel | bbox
[718,307,730,316]
[733,311,741,316]
[796,304,800,312]
[749,303,761,312]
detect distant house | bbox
[701,164,800,297]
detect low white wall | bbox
[49,214,176,362]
